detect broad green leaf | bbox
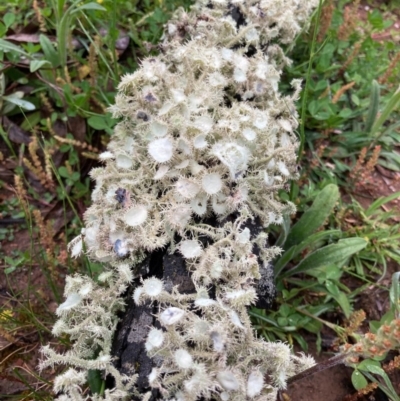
[283,238,367,278]
[21,111,41,131]
[284,184,339,249]
[30,59,51,72]
[351,370,368,390]
[365,80,380,133]
[358,359,380,371]
[39,34,60,68]
[276,230,342,277]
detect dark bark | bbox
[110,217,275,399]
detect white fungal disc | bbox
[154,165,169,180]
[145,328,164,351]
[193,134,208,149]
[242,128,257,141]
[179,240,203,259]
[212,142,250,180]
[174,349,193,369]
[176,178,200,199]
[193,115,213,133]
[143,277,163,297]
[125,205,148,226]
[160,307,185,325]
[190,193,208,216]
[56,293,82,313]
[148,137,174,163]
[150,121,168,137]
[116,154,133,169]
[202,173,222,195]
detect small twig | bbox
[287,353,348,386]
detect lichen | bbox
[41,0,318,400]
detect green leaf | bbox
[274,246,297,278]
[248,309,279,328]
[275,230,342,278]
[5,266,16,275]
[58,166,70,178]
[368,9,384,30]
[74,2,107,12]
[364,364,385,376]
[3,94,35,111]
[370,86,400,141]
[39,34,60,68]
[292,333,308,352]
[283,238,367,278]
[314,80,328,91]
[365,80,380,133]
[325,280,340,297]
[302,319,322,334]
[88,116,109,130]
[284,184,339,249]
[0,38,30,57]
[30,59,51,72]
[339,108,352,118]
[0,22,6,37]
[279,304,292,317]
[389,272,400,315]
[351,370,368,390]
[378,158,400,172]
[87,369,104,395]
[3,13,16,29]
[358,359,381,371]
[366,191,400,216]
[308,99,320,116]
[332,291,352,319]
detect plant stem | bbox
[298,0,323,158]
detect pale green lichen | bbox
[41,0,318,400]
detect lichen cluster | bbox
[41,0,317,400]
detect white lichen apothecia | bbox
[40,0,318,400]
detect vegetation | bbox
[0,0,399,399]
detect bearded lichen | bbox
[41,0,318,400]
